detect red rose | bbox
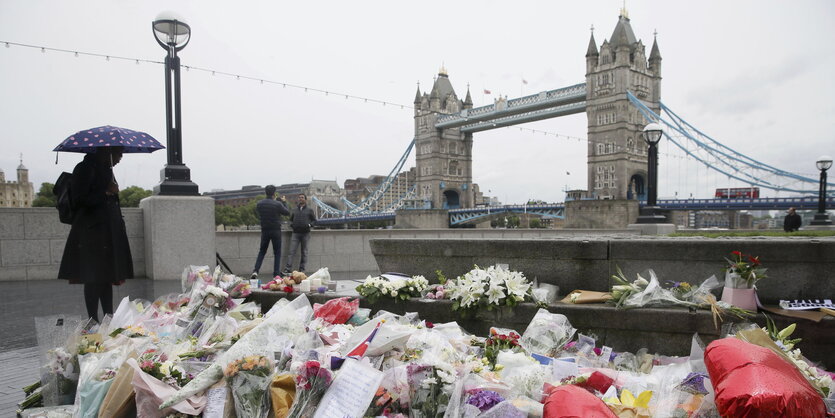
[425,321,434,328]
[731,250,742,257]
[283,285,294,293]
[748,255,761,265]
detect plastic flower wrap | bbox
[75,345,131,418]
[181,264,214,293]
[407,363,454,418]
[446,265,542,317]
[519,308,576,357]
[356,273,429,303]
[286,359,334,418]
[225,355,274,418]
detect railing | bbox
[650,197,834,210]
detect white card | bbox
[202,387,228,418]
[314,359,384,418]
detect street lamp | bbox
[636,122,666,223]
[811,155,833,225]
[152,13,199,195]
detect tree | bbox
[119,186,152,207]
[215,204,242,227]
[237,195,263,227]
[32,182,56,207]
[529,218,542,229]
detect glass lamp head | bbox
[642,122,663,145]
[153,12,191,51]
[817,155,833,171]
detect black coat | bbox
[783,213,802,232]
[58,154,133,284]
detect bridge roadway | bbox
[316,196,834,226]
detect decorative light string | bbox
[4,39,687,160]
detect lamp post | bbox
[810,155,832,225]
[152,13,198,195]
[636,122,666,223]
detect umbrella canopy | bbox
[54,125,165,153]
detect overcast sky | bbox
[1,0,833,204]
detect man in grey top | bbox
[283,193,317,274]
[251,185,289,280]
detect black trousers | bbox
[83,283,113,322]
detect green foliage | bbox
[119,186,152,207]
[215,205,242,226]
[237,196,262,227]
[32,182,56,207]
[529,218,542,228]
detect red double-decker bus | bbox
[715,187,760,199]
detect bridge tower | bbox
[413,68,475,209]
[585,11,662,200]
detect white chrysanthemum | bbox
[421,377,438,389]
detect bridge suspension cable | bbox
[627,92,833,196]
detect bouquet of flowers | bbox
[407,364,455,418]
[287,360,334,418]
[45,346,79,404]
[138,348,192,389]
[465,388,505,413]
[484,328,522,370]
[181,265,215,293]
[445,265,541,317]
[725,250,767,288]
[225,355,274,418]
[356,273,429,304]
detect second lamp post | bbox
[636,122,667,223]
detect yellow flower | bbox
[604,389,652,407]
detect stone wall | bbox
[370,237,835,304]
[565,199,640,228]
[215,228,623,279]
[0,207,145,280]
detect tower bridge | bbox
[312,12,832,227]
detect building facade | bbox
[204,180,344,217]
[585,11,662,200]
[0,160,34,208]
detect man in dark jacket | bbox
[783,207,802,232]
[252,185,290,280]
[58,147,133,322]
[283,193,317,274]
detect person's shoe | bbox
[250,272,258,280]
[281,269,292,276]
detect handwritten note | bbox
[314,359,384,418]
[202,386,228,418]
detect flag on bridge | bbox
[483,89,492,94]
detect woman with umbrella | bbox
[55,126,164,322]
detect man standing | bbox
[783,207,802,232]
[283,193,317,274]
[252,185,289,280]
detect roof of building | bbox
[429,70,456,101]
[609,15,638,50]
[650,37,662,61]
[586,32,599,57]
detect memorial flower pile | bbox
[20,264,835,417]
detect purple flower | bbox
[677,372,708,395]
[465,389,505,412]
